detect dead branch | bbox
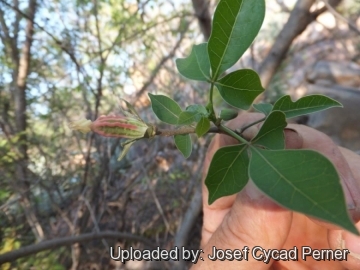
[258,0,342,88]
[0,231,156,264]
[135,20,192,98]
[321,0,360,35]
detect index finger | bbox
[201,113,264,246]
[287,124,360,223]
[202,113,265,209]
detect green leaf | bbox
[118,140,136,161]
[149,93,182,125]
[273,95,343,119]
[174,134,192,158]
[208,0,265,79]
[186,104,208,121]
[205,144,249,204]
[215,69,264,109]
[196,117,210,137]
[249,148,358,235]
[186,104,208,115]
[253,103,273,116]
[220,109,238,121]
[178,111,199,125]
[176,43,210,81]
[251,111,286,150]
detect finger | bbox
[328,221,360,270]
[338,147,360,222]
[194,183,292,269]
[201,113,303,246]
[287,124,360,223]
[202,112,266,210]
[254,122,360,232]
[201,113,265,246]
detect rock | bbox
[306,84,360,151]
[306,60,360,88]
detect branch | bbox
[0,0,87,83]
[12,0,21,42]
[322,0,360,35]
[155,126,221,136]
[0,6,16,61]
[258,0,342,89]
[0,231,156,264]
[191,0,212,40]
[276,0,291,13]
[135,20,192,98]
[172,181,203,270]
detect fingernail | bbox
[284,128,303,149]
[342,224,360,259]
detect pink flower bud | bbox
[70,115,154,139]
[91,115,149,138]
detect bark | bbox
[10,0,45,241]
[191,0,212,40]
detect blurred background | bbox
[0,0,359,269]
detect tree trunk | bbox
[12,0,45,241]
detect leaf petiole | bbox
[206,83,217,123]
[219,124,249,145]
[238,117,266,134]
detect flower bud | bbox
[70,115,154,139]
[220,109,239,121]
[68,118,92,134]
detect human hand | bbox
[192,113,360,270]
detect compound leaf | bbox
[176,43,211,81]
[251,111,286,150]
[253,103,273,116]
[208,0,265,79]
[215,69,264,109]
[249,148,358,235]
[205,144,249,204]
[149,93,182,125]
[273,95,342,119]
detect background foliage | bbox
[0,0,360,269]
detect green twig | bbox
[238,117,266,134]
[206,83,217,123]
[219,124,248,144]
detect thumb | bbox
[328,221,360,270]
[193,182,292,269]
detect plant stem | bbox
[155,126,221,137]
[219,124,248,144]
[209,83,214,107]
[155,116,265,140]
[239,117,266,134]
[206,83,217,123]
